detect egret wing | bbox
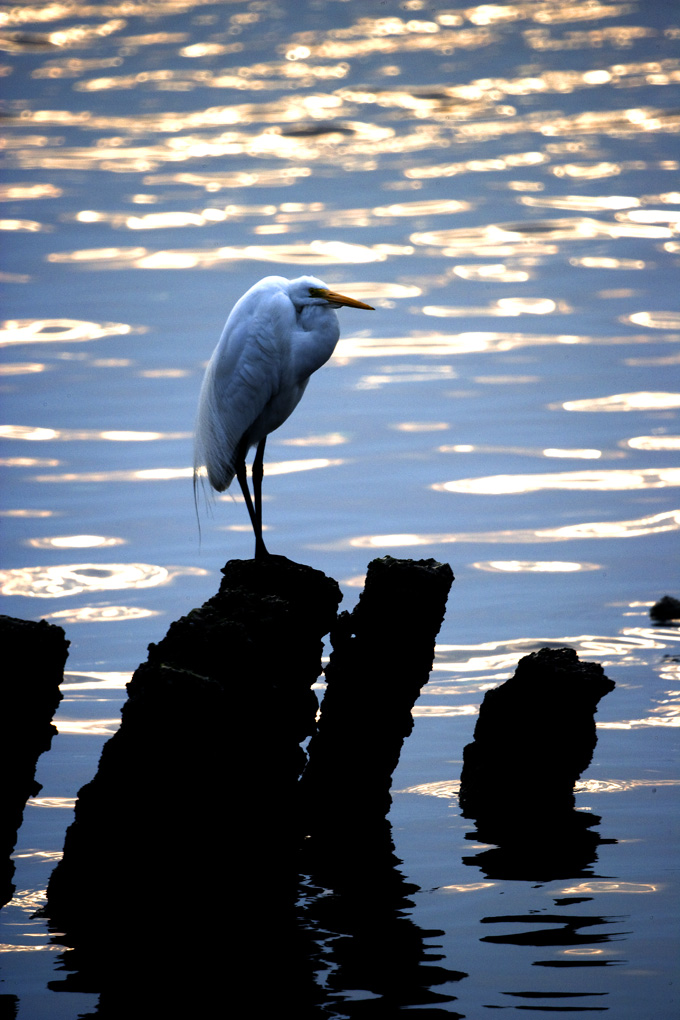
[195,281,297,491]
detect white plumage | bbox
[194,274,373,557]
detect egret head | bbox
[288,276,374,311]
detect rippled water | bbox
[1,1,679,1017]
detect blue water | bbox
[1,1,679,1016]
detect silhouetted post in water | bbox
[45,558,341,974]
[43,554,455,1014]
[459,646,615,880]
[0,616,68,907]
[650,594,680,622]
[301,555,454,831]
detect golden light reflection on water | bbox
[0,1,654,33]
[279,432,348,447]
[0,563,204,598]
[356,364,457,390]
[434,467,680,495]
[452,264,531,282]
[0,318,143,346]
[139,368,189,379]
[334,329,677,362]
[561,392,680,412]
[78,209,216,230]
[622,208,680,225]
[1,425,190,442]
[397,780,461,799]
[25,797,74,810]
[0,183,62,200]
[45,605,160,623]
[424,297,564,317]
[340,574,367,590]
[559,882,659,895]
[570,255,647,269]
[438,883,493,894]
[625,435,680,451]
[598,715,679,732]
[53,719,122,736]
[434,632,680,669]
[259,457,345,477]
[0,363,48,376]
[47,241,400,269]
[61,671,131,690]
[411,214,677,258]
[471,560,600,572]
[372,199,471,217]
[26,534,125,549]
[0,943,59,955]
[391,421,450,432]
[626,311,680,330]
[576,779,680,794]
[0,509,54,518]
[417,631,680,730]
[522,194,641,212]
[72,60,354,93]
[0,218,46,232]
[396,777,680,801]
[32,467,193,482]
[315,510,680,550]
[543,448,602,458]
[144,168,312,191]
[625,354,680,367]
[2,456,59,468]
[2,2,676,202]
[412,705,479,718]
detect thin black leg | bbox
[251,437,268,558]
[235,442,269,559]
[236,457,257,534]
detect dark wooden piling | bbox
[300,555,454,830]
[459,646,615,880]
[650,594,680,622]
[45,556,342,944]
[0,615,68,907]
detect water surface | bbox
[1,1,678,1017]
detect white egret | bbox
[194,275,374,558]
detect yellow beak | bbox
[314,288,374,310]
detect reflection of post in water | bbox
[299,555,466,1015]
[298,831,468,1018]
[43,554,461,1015]
[459,646,616,880]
